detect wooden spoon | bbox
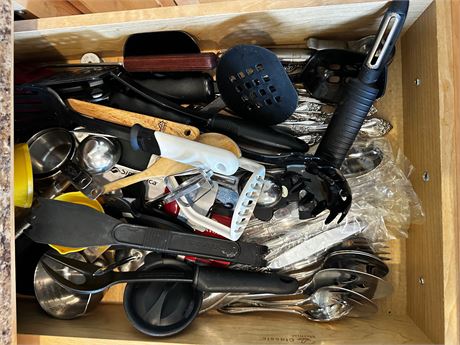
[103,133,241,193]
[67,98,200,140]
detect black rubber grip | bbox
[315,78,380,168]
[195,267,299,294]
[210,115,308,152]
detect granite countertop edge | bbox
[0,1,14,345]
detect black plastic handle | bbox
[387,0,409,17]
[210,115,309,152]
[112,223,268,267]
[315,79,380,168]
[195,267,299,294]
[133,75,215,103]
[112,72,308,153]
[109,92,194,125]
[40,258,195,294]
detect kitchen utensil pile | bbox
[14,0,421,337]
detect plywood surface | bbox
[17,299,431,345]
[402,2,459,344]
[453,0,460,343]
[13,0,231,18]
[13,0,431,62]
[436,1,460,343]
[446,0,460,344]
[14,0,243,18]
[14,0,81,18]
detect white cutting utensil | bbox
[131,124,240,176]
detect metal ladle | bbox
[219,286,378,322]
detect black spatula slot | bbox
[228,62,282,113]
[216,45,298,125]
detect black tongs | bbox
[41,252,299,295]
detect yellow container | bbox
[14,144,34,208]
[50,192,105,255]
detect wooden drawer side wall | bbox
[402,2,459,344]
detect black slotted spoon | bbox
[216,44,299,126]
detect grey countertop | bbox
[0,1,14,345]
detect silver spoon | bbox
[341,144,384,178]
[200,251,390,312]
[206,267,392,311]
[235,268,393,302]
[272,248,389,284]
[323,250,390,277]
[219,286,378,322]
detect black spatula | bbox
[26,198,268,267]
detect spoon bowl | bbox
[77,135,121,175]
[219,286,378,322]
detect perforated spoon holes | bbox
[217,45,298,125]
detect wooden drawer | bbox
[7,1,459,344]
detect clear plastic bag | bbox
[347,138,424,239]
[265,214,367,269]
[245,202,387,270]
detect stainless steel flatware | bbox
[219,286,378,322]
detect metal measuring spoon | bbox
[219,286,378,322]
[76,135,121,175]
